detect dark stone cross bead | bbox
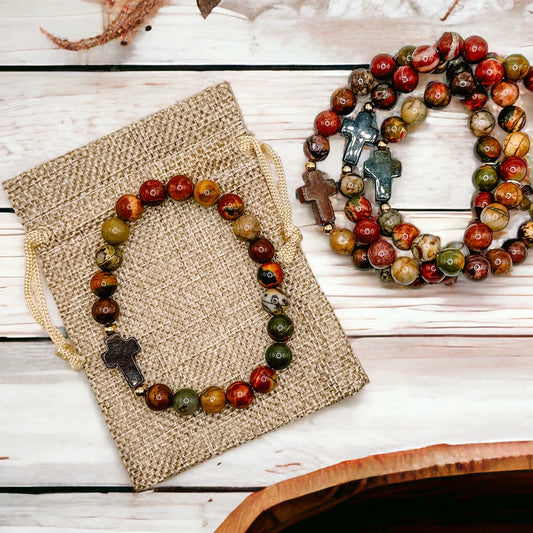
[296,169,338,225]
[364,147,402,203]
[101,333,144,388]
[340,109,379,166]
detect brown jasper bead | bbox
[352,246,372,270]
[200,386,226,414]
[491,80,519,108]
[331,87,356,115]
[250,366,277,393]
[145,384,173,411]
[116,194,143,222]
[233,214,261,241]
[463,254,491,282]
[424,81,451,109]
[139,179,166,206]
[474,136,501,162]
[503,239,528,265]
[464,222,493,252]
[392,222,420,250]
[349,68,375,95]
[462,86,488,111]
[498,105,527,133]
[90,271,118,298]
[381,117,407,143]
[518,220,533,247]
[329,227,356,255]
[217,193,245,220]
[371,83,398,110]
[314,110,341,137]
[503,132,530,157]
[493,181,523,208]
[449,70,476,97]
[249,237,275,263]
[303,134,330,162]
[167,174,194,201]
[257,262,284,288]
[368,240,396,269]
[226,381,254,409]
[486,248,513,276]
[193,179,220,207]
[92,297,119,325]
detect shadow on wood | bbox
[216,441,533,532]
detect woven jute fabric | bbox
[3,82,368,491]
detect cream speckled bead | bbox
[411,233,441,262]
[400,97,428,125]
[502,132,530,157]
[480,203,510,231]
[233,214,261,240]
[391,256,419,285]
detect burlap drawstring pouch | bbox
[3,82,368,491]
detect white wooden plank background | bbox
[2,1,533,531]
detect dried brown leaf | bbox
[197,0,221,18]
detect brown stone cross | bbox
[296,169,337,225]
[101,333,144,388]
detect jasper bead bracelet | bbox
[91,175,294,415]
[298,33,533,287]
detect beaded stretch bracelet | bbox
[90,175,293,414]
[298,33,533,287]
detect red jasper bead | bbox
[475,58,504,86]
[331,88,356,115]
[226,381,254,409]
[462,86,488,111]
[257,262,283,288]
[90,271,118,298]
[437,32,464,61]
[368,240,396,269]
[116,194,143,222]
[145,384,173,411]
[525,68,533,92]
[167,175,194,201]
[463,35,488,63]
[420,261,446,284]
[392,65,419,93]
[500,156,528,181]
[250,366,277,393]
[353,218,380,246]
[424,81,451,109]
[486,248,513,276]
[503,239,528,265]
[392,223,420,250]
[314,110,341,137]
[464,222,493,252]
[217,193,245,220]
[248,237,275,263]
[370,53,396,79]
[411,44,440,73]
[491,80,519,107]
[139,179,166,206]
[463,254,491,281]
[345,196,372,222]
[371,83,398,110]
[92,298,119,324]
[471,191,493,218]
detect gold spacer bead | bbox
[341,165,352,175]
[104,324,117,335]
[377,139,389,150]
[322,223,335,234]
[134,385,148,397]
[380,203,392,213]
[363,102,374,112]
[305,161,316,171]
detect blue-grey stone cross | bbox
[364,148,402,203]
[340,109,379,166]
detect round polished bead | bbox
[349,68,375,95]
[498,106,526,133]
[503,54,530,81]
[392,222,420,250]
[526,68,533,91]
[345,196,372,222]
[193,179,220,207]
[424,81,451,109]
[377,208,403,236]
[391,256,419,285]
[472,164,499,191]
[250,366,277,394]
[226,381,254,409]
[139,179,166,206]
[303,134,330,162]
[329,227,356,255]
[469,110,495,137]
[339,173,364,197]
[502,132,530,157]
[499,156,528,181]
[486,248,513,276]
[491,80,519,107]
[95,244,123,271]
[436,248,466,276]
[233,214,261,241]
[370,53,397,79]
[462,85,488,111]
[518,220,533,247]
[90,271,118,298]
[217,193,245,220]
[92,297,119,324]
[437,32,464,61]
[167,175,194,201]
[420,260,446,284]
[353,218,380,246]
[267,314,294,342]
[463,35,488,63]
[411,234,441,262]
[411,44,440,72]
[172,388,200,415]
[395,45,416,66]
[493,181,523,208]
[331,87,356,115]
[463,254,491,281]
[464,222,493,251]
[265,343,293,370]
[101,217,130,245]
[401,97,428,125]
[392,65,419,93]
[352,247,372,270]
[200,386,226,414]
[449,70,476,97]
[371,83,397,109]
[381,117,407,143]
[257,262,283,288]
[480,203,509,231]
[475,57,504,86]
[376,266,394,283]
[115,194,143,222]
[368,240,396,269]
[471,191,493,218]
[262,288,289,315]
[145,384,173,411]
[503,239,528,264]
[474,136,501,162]
[315,110,341,137]
[249,237,275,263]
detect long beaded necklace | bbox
[298,33,533,287]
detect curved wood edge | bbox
[215,441,533,533]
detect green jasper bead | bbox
[265,342,293,370]
[472,164,499,191]
[377,208,403,236]
[436,248,466,276]
[503,54,530,81]
[267,314,294,342]
[172,388,200,416]
[95,244,123,271]
[396,45,416,66]
[102,217,130,245]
